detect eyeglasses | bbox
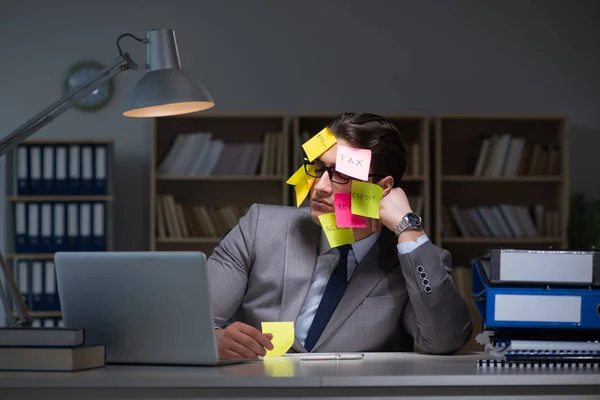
[303,160,384,184]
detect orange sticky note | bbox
[350,180,383,219]
[286,164,316,206]
[335,145,372,181]
[335,192,366,228]
[261,321,295,357]
[318,212,355,247]
[302,127,337,162]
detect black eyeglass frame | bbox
[303,159,386,184]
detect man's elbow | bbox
[418,319,474,355]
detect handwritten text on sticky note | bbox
[351,180,383,219]
[261,321,295,357]
[302,127,337,162]
[318,212,355,247]
[335,192,366,228]
[335,145,372,181]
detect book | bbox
[0,344,105,372]
[0,327,84,347]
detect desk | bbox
[0,352,598,399]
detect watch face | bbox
[406,212,422,226]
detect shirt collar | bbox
[318,228,381,264]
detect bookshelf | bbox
[434,114,569,351]
[3,138,115,327]
[291,114,431,234]
[150,112,290,256]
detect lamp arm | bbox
[0,53,138,158]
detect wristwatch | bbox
[393,212,423,237]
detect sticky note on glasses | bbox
[261,321,295,357]
[286,164,315,206]
[318,212,355,247]
[302,127,337,162]
[351,180,383,219]
[335,192,366,228]
[335,145,372,181]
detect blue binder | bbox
[472,257,600,330]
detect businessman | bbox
[207,112,473,359]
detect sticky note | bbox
[318,212,355,247]
[335,145,372,181]
[302,127,337,162]
[334,192,366,228]
[264,357,295,377]
[350,180,383,219]
[286,164,316,206]
[261,321,295,357]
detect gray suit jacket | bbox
[207,204,473,354]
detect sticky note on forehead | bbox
[335,145,372,181]
[351,180,383,219]
[302,127,337,162]
[318,212,355,247]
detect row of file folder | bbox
[14,201,107,253]
[13,259,60,312]
[30,318,64,328]
[472,248,600,368]
[16,143,109,195]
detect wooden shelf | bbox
[441,175,564,183]
[5,195,114,202]
[441,236,565,245]
[150,113,290,253]
[6,253,55,259]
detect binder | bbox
[42,145,54,195]
[68,145,81,194]
[472,257,600,330]
[54,145,68,194]
[478,248,600,287]
[16,145,29,195]
[93,144,108,194]
[29,145,42,195]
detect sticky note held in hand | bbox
[351,180,383,219]
[335,145,372,181]
[302,127,337,162]
[334,192,366,228]
[261,321,295,357]
[318,212,355,247]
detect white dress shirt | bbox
[294,230,429,346]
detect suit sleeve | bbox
[397,240,473,354]
[206,203,260,327]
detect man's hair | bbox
[327,112,408,187]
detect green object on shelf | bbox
[568,194,600,250]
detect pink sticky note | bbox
[335,193,367,228]
[335,145,372,181]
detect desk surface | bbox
[1,352,599,399]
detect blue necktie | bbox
[304,244,352,352]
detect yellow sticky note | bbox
[286,164,315,206]
[261,321,295,357]
[318,212,355,247]
[263,357,295,377]
[350,180,383,219]
[302,127,337,162]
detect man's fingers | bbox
[231,330,268,356]
[222,348,245,360]
[238,324,274,350]
[226,339,261,358]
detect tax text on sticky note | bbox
[318,212,355,247]
[302,127,337,162]
[351,180,383,219]
[335,192,366,228]
[286,164,316,206]
[335,145,372,181]
[261,321,295,357]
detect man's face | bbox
[308,139,353,225]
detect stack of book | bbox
[472,248,600,368]
[0,327,105,372]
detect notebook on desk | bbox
[54,251,252,366]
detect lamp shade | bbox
[123,28,214,117]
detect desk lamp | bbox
[0,28,215,328]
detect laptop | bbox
[54,251,251,366]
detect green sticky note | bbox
[318,212,355,247]
[350,180,383,219]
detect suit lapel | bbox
[280,211,320,353]
[312,229,398,351]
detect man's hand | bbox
[379,187,413,231]
[215,322,274,359]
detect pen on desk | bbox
[299,353,364,361]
